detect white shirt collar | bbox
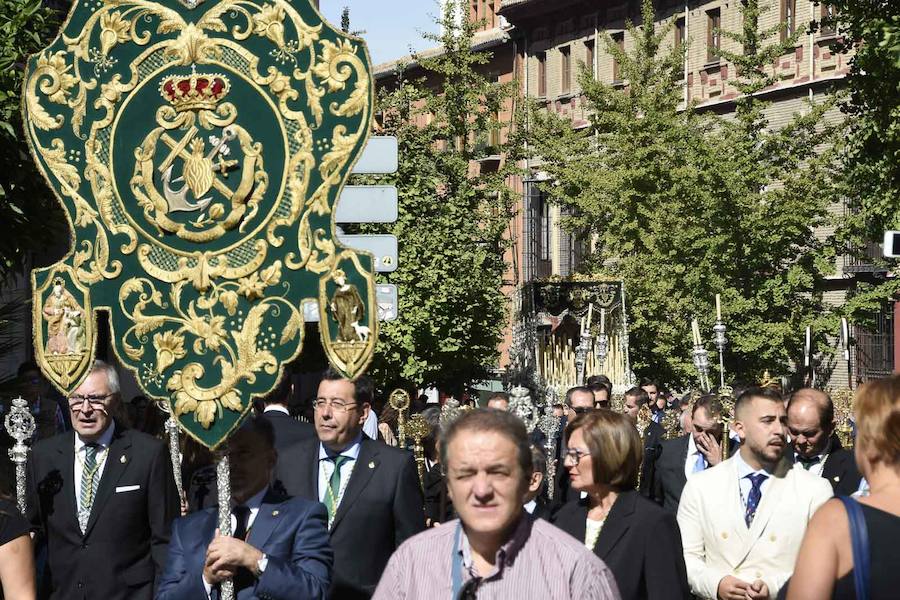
[74,422,115,452]
[263,405,289,415]
[318,434,363,461]
[734,448,772,478]
[523,499,537,514]
[687,433,699,456]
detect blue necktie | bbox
[692,452,707,474]
[744,473,768,527]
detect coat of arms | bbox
[24,0,378,447]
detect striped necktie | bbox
[323,455,350,524]
[79,443,100,533]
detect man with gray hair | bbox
[373,408,620,599]
[27,359,180,600]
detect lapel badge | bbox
[120,455,127,464]
[368,461,375,469]
[833,476,840,482]
[272,510,279,517]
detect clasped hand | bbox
[203,529,263,585]
[718,576,769,600]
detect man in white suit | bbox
[678,387,832,600]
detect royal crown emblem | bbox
[160,71,231,111]
[23,0,379,448]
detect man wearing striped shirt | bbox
[373,409,620,600]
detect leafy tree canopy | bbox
[524,0,840,386]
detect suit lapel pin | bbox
[120,455,127,464]
[833,476,840,482]
[272,510,279,517]
[368,461,375,469]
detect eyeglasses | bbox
[68,394,114,411]
[312,398,357,413]
[563,448,590,464]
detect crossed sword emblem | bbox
[157,125,239,213]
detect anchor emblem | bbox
[158,125,239,213]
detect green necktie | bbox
[79,444,100,533]
[323,455,350,525]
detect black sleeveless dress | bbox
[832,503,900,599]
[0,498,30,600]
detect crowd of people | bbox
[0,358,898,599]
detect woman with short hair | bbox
[787,376,900,599]
[552,409,689,600]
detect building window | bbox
[537,52,547,97]
[707,8,721,64]
[675,17,686,50]
[855,302,895,383]
[525,182,552,279]
[561,46,571,94]
[585,39,595,77]
[781,0,796,42]
[612,33,625,83]
[820,4,836,35]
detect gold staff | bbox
[388,388,411,448]
[407,414,431,490]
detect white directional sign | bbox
[352,136,399,174]
[335,185,398,223]
[304,284,398,322]
[337,234,398,272]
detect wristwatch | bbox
[256,553,268,577]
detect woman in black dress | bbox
[0,494,35,599]
[788,376,900,599]
[551,410,689,600]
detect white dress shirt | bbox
[734,450,774,510]
[74,424,115,514]
[262,405,289,416]
[362,409,378,440]
[317,436,362,506]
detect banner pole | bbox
[215,444,235,600]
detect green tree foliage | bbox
[524,0,839,386]
[827,0,900,319]
[354,0,517,392]
[0,0,65,281]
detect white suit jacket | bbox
[677,454,832,599]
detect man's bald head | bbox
[787,388,834,430]
[787,388,835,458]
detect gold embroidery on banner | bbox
[25,0,375,434]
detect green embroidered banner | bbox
[24,0,378,448]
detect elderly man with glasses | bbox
[27,359,180,600]
[275,369,424,600]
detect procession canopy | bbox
[24,0,378,448]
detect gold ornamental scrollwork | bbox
[24,0,379,449]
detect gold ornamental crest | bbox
[24,0,378,448]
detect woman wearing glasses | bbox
[552,410,689,600]
[0,491,36,599]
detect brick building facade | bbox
[375,0,895,388]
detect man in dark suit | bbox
[27,360,179,600]
[157,416,332,600]
[259,374,315,453]
[653,394,725,513]
[275,369,424,599]
[622,386,665,497]
[787,388,863,496]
